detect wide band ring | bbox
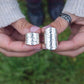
[25,33,39,45]
[60,13,72,24]
[44,27,58,50]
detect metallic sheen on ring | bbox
[44,27,58,50]
[25,33,39,45]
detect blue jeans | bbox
[26,0,64,4]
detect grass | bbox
[0,0,84,84]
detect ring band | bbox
[60,13,72,24]
[25,33,39,45]
[44,27,58,50]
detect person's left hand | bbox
[55,24,84,57]
[42,14,84,57]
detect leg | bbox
[26,0,44,26]
[48,0,65,20]
[27,0,41,3]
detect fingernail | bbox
[30,26,40,32]
[43,25,51,29]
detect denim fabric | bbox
[26,0,41,3]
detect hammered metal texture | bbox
[44,27,57,50]
[25,33,39,45]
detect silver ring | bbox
[60,13,72,24]
[25,33,39,45]
[44,27,58,50]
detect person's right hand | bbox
[0,18,41,57]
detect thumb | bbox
[42,14,78,34]
[50,17,68,34]
[11,18,41,35]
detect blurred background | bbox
[0,0,84,84]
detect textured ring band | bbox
[44,27,58,50]
[25,33,39,45]
[60,13,72,24]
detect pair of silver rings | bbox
[25,13,72,50]
[25,27,57,50]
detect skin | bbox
[1,14,84,57]
[0,18,42,57]
[42,13,84,57]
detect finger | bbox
[70,24,81,34]
[68,24,81,40]
[0,48,41,57]
[55,47,84,57]
[56,31,84,51]
[0,33,41,52]
[75,17,84,25]
[11,30,25,41]
[11,18,41,35]
[0,26,25,41]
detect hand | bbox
[0,18,41,57]
[42,13,84,57]
[56,24,84,57]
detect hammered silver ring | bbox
[44,27,58,50]
[25,33,39,45]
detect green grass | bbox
[0,0,84,84]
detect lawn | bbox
[0,0,84,84]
